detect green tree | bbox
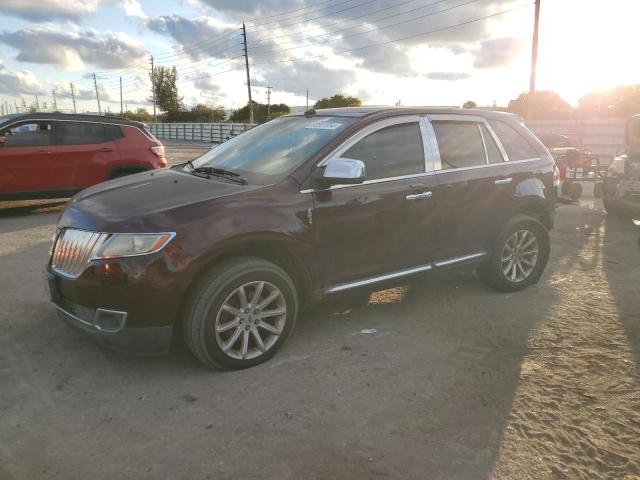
[507,91,573,120]
[123,108,152,122]
[314,94,362,109]
[230,101,290,123]
[577,85,640,118]
[150,66,183,121]
[463,100,477,109]
[181,104,226,122]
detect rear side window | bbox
[1,121,53,147]
[489,120,538,161]
[56,121,105,145]
[104,124,123,141]
[432,121,486,169]
[342,122,424,180]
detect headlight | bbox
[93,233,175,259]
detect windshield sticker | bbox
[305,119,344,130]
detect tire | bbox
[568,181,583,200]
[561,180,573,196]
[182,257,298,370]
[602,194,618,215]
[477,215,550,292]
[109,168,145,180]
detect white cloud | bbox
[0,26,147,70]
[0,61,46,96]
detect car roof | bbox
[288,106,521,121]
[0,113,142,128]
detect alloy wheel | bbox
[501,229,539,283]
[214,281,287,360]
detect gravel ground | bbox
[1,162,639,479]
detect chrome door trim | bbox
[323,251,488,294]
[420,117,441,171]
[433,251,487,268]
[299,171,436,194]
[325,263,433,294]
[483,121,510,162]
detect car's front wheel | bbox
[182,257,298,370]
[478,215,550,292]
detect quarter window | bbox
[56,121,105,145]
[1,121,53,147]
[342,122,424,180]
[432,121,486,169]
[489,120,538,161]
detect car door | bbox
[425,114,511,261]
[309,116,440,291]
[52,120,119,188]
[0,120,57,194]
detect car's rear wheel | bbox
[478,215,550,292]
[182,257,298,370]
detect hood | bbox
[59,168,261,231]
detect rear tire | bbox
[477,215,550,292]
[182,257,298,370]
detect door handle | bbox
[494,177,513,185]
[36,150,52,154]
[406,191,432,201]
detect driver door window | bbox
[1,122,53,147]
[342,122,424,180]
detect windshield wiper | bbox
[190,165,248,185]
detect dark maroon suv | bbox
[47,107,556,370]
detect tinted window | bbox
[489,120,538,161]
[1,121,52,147]
[342,123,424,180]
[56,121,105,145]
[104,124,123,141]
[480,124,503,164]
[432,121,486,169]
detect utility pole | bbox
[52,89,58,111]
[266,86,272,119]
[241,22,254,124]
[120,76,123,117]
[93,73,102,115]
[150,55,157,121]
[527,0,541,120]
[306,89,309,110]
[35,95,39,111]
[70,82,77,114]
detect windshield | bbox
[190,115,355,185]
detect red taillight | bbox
[150,145,165,158]
[553,164,560,186]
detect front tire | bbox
[182,257,298,370]
[478,215,550,292]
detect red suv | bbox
[0,113,167,200]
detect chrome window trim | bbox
[425,114,541,172]
[317,115,426,168]
[301,115,431,193]
[477,123,490,164]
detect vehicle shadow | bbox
[602,215,640,370]
[0,212,605,480]
[0,199,68,217]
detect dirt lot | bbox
[1,153,639,479]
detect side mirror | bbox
[317,158,365,186]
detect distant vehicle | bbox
[537,133,602,200]
[47,107,556,370]
[603,115,640,219]
[0,113,167,200]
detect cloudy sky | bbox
[0,0,636,114]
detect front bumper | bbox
[46,260,178,354]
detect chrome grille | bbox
[51,229,109,278]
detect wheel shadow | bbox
[0,199,68,217]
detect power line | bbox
[251,2,534,67]
[251,0,479,55]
